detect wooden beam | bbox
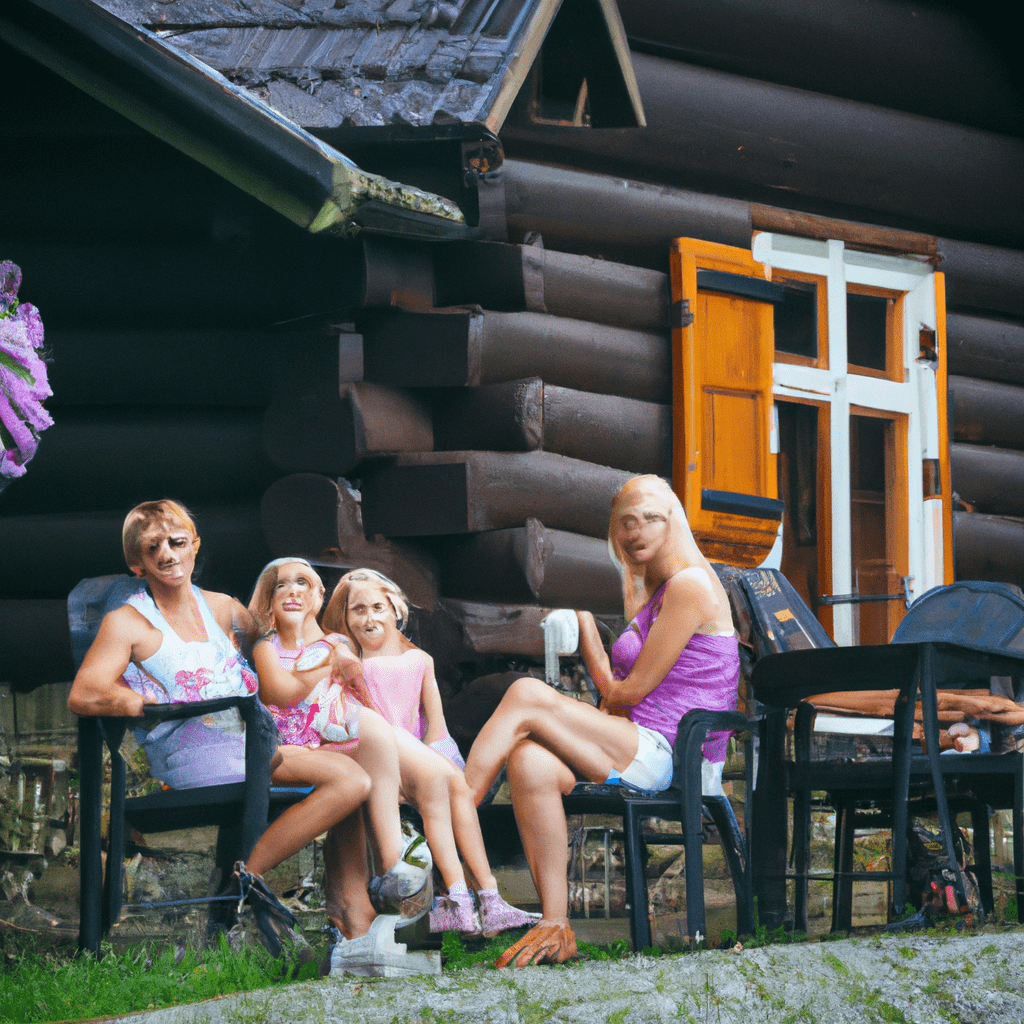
[358,308,670,401]
[47,329,341,406]
[434,241,670,332]
[750,205,938,261]
[432,518,622,614]
[542,385,670,475]
[953,512,1024,591]
[433,379,542,453]
[442,599,551,658]
[361,451,632,538]
[947,313,1024,388]
[951,444,1024,518]
[1,409,275,516]
[0,599,74,688]
[263,381,432,475]
[950,376,1024,452]
[0,504,271,601]
[259,474,440,610]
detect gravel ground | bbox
[106,930,1024,1024]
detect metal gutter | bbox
[0,0,467,239]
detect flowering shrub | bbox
[0,260,53,490]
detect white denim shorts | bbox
[606,724,673,793]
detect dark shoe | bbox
[231,861,306,960]
[368,824,432,922]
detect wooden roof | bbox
[93,0,644,133]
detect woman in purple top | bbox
[463,474,740,967]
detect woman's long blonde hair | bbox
[608,475,703,621]
[322,568,414,656]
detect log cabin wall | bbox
[2,1,1024,718]
[0,43,368,687]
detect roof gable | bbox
[93,0,644,132]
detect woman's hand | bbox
[329,643,376,711]
[576,610,614,699]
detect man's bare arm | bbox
[67,608,147,717]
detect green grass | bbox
[0,934,320,1024]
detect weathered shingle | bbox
[91,0,643,131]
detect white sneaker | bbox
[327,915,440,978]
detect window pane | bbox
[846,292,888,371]
[774,281,818,358]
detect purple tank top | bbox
[611,583,740,763]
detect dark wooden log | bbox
[940,240,1024,322]
[433,380,541,453]
[950,444,1024,518]
[503,160,753,270]
[441,599,550,658]
[47,329,342,406]
[359,308,671,402]
[947,314,1024,387]
[953,512,1024,591]
[0,409,276,516]
[7,239,366,331]
[434,241,670,332]
[362,451,632,538]
[503,161,1024,324]
[432,380,671,473]
[542,385,670,476]
[617,0,1015,138]
[362,237,436,310]
[750,205,937,260]
[0,504,271,602]
[502,53,1024,250]
[0,600,75,688]
[263,381,432,474]
[259,474,440,610]
[949,376,1024,452]
[432,518,622,614]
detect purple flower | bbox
[0,261,53,482]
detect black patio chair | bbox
[69,575,310,954]
[754,580,1024,932]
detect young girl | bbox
[248,559,432,924]
[322,569,540,937]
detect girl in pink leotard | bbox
[323,569,539,938]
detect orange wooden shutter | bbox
[671,238,780,565]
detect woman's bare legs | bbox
[446,769,497,891]
[495,738,579,967]
[336,707,405,873]
[395,732,466,889]
[244,746,370,879]
[322,813,377,939]
[394,730,498,890]
[463,677,640,806]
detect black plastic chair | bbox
[561,707,756,950]
[553,562,796,950]
[70,575,308,954]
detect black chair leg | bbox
[78,718,104,955]
[705,795,754,936]
[622,806,652,951]
[969,804,994,917]
[792,787,811,933]
[1014,771,1024,924]
[831,801,856,932]
[103,739,127,936]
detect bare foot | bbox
[494,920,578,967]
